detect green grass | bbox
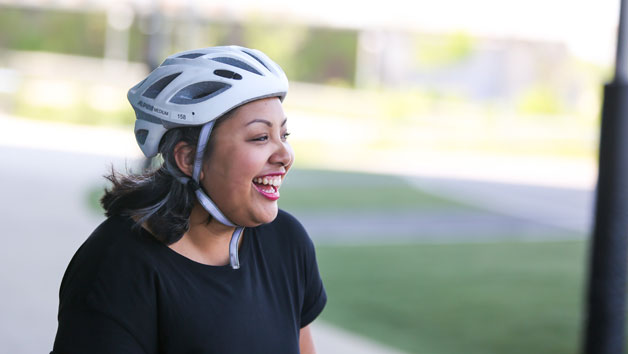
[316,241,589,354]
[87,185,106,214]
[279,168,475,211]
[14,99,135,126]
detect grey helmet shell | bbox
[127,46,289,158]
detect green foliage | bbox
[0,6,359,86]
[317,241,588,354]
[414,32,475,68]
[217,20,359,86]
[241,18,308,79]
[517,84,563,115]
[14,96,134,126]
[377,88,433,121]
[0,6,106,57]
[127,20,147,63]
[203,21,232,46]
[291,27,358,86]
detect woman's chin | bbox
[256,206,279,225]
[235,206,279,227]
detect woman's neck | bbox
[169,203,240,266]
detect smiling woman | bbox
[51,46,326,354]
[198,99,294,226]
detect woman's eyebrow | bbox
[246,118,288,127]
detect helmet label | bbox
[138,100,169,117]
[173,111,187,121]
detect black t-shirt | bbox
[51,210,326,354]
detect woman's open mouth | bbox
[252,174,283,201]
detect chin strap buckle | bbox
[229,227,245,269]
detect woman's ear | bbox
[173,141,195,177]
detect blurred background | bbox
[0,0,620,353]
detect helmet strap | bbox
[191,120,244,269]
[192,120,214,181]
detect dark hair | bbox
[101,114,231,244]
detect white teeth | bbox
[254,176,282,188]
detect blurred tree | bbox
[0,7,106,57]
[413,31,475,68]
[0,6,360,87]
[206,19,358,87]
[516,84,563,115]
[293,27,358,86]
[241,17,308,80]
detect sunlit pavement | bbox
[0,145,131,354]
[312,322,408,354]
[0,115,594,353]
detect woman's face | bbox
[201,97,294,227]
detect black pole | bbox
[583,1,628,353]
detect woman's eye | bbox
[253,135,269,142]
[282,132,291,140]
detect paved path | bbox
[293,209,576,245]
[407,176,594,235]
[0,146,131,354]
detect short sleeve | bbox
[52,258,159,354]
[52,217,159,354]
[52,307,148,354]
[299,235,327,328]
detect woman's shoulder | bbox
[265,209,308,236]
[55,215,161,353]
[273,209,305,229]
[256,209,314,252]
[59,215,160,303]
[80,215,159,266]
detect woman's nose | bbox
[271,141,294,167]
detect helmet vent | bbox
[214,69,243,80]
[169,81,231,104]
[177,53,205,59]
[242,50,270,71]
[211,57,262,75]
[143,72,182,99]
[135,129,149,145]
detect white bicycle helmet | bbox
[128,45,288,158]
[127,46,289,269]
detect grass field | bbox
[316,241,589,354]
